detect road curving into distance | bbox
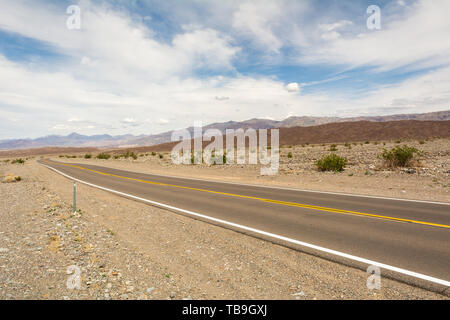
[39,159,450,294]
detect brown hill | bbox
[116,120,450,152]
[279,120,450,145]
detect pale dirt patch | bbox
[0,160,447,299]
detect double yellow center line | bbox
[56,162,450,229]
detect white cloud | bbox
[0,0,449,140]
[0,1,240,82]
[318,20,353,32]
[157,118,169,125]
[319,20,353,41]
[232,0,283,52]
[298,0,450,71]
[285,83,301,93]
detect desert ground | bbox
[44,138,449,202]
[0,138,448,300]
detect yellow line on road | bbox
[53,162,450,229]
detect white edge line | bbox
[40,162,450,288]
[56,159,450,206]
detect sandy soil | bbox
[45,138,450,203]
[0,159,447,300]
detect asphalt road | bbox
[39,159,450,291]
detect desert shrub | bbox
[151,152,157,156]
[96,153,111,160]
[84,153,92,159]
[159,154,163,159]
[380,145,420,167]
[129,151,138,160]
[316,154,347,172]
[287,152,293,158]
[418,140,425,145]
[120,151,137,160]
[329,144,338,151]
[364,141,370,144]
[11,158,25,164]
[15,176,21,182]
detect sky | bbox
[0,0,449,139]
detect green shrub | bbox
[84,153,92,159]
[15,176,21,182]
[96,153,111,160]
[11,158,25,164]
[151,152,157,156]
[418,140,425,145]
[329,144,338,151]
[380,145,420,167]
[120,151,137,160]
[159,154,163,159]
[316,154,347,172]
[287,152,293,158]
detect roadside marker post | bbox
[73,181,77,213]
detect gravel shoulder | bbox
[0,160,447,300]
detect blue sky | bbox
[0,0,449,139]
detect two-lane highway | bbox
[39,159,450,292]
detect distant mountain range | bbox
[1,110,449,150]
